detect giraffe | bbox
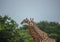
[29,18,56,42]
[21,18,42,42]
[21,18,56,42]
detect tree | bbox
[0,15,19,42]
[37,21,60,42]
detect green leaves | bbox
[0,25,3,30]
[0,15,19,42]
[0,15,33,42]
[37,21,60,42]
[0,15,60,42]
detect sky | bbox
[0,0,60,25]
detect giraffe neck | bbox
[28,26,43,42]
[32,22,48,39]
[28,26,39,35]
[29,26,38,34]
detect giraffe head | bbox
[21,18,29,25]
[21,18,34,26]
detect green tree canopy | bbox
[37,21,60,42]
[0,15,19,42]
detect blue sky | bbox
[0,0,60,25]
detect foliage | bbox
[0,15,60,42]
[0,15,33,42]
[37,21,60,42]
[0,15,19,42]
[19,25,33,42]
